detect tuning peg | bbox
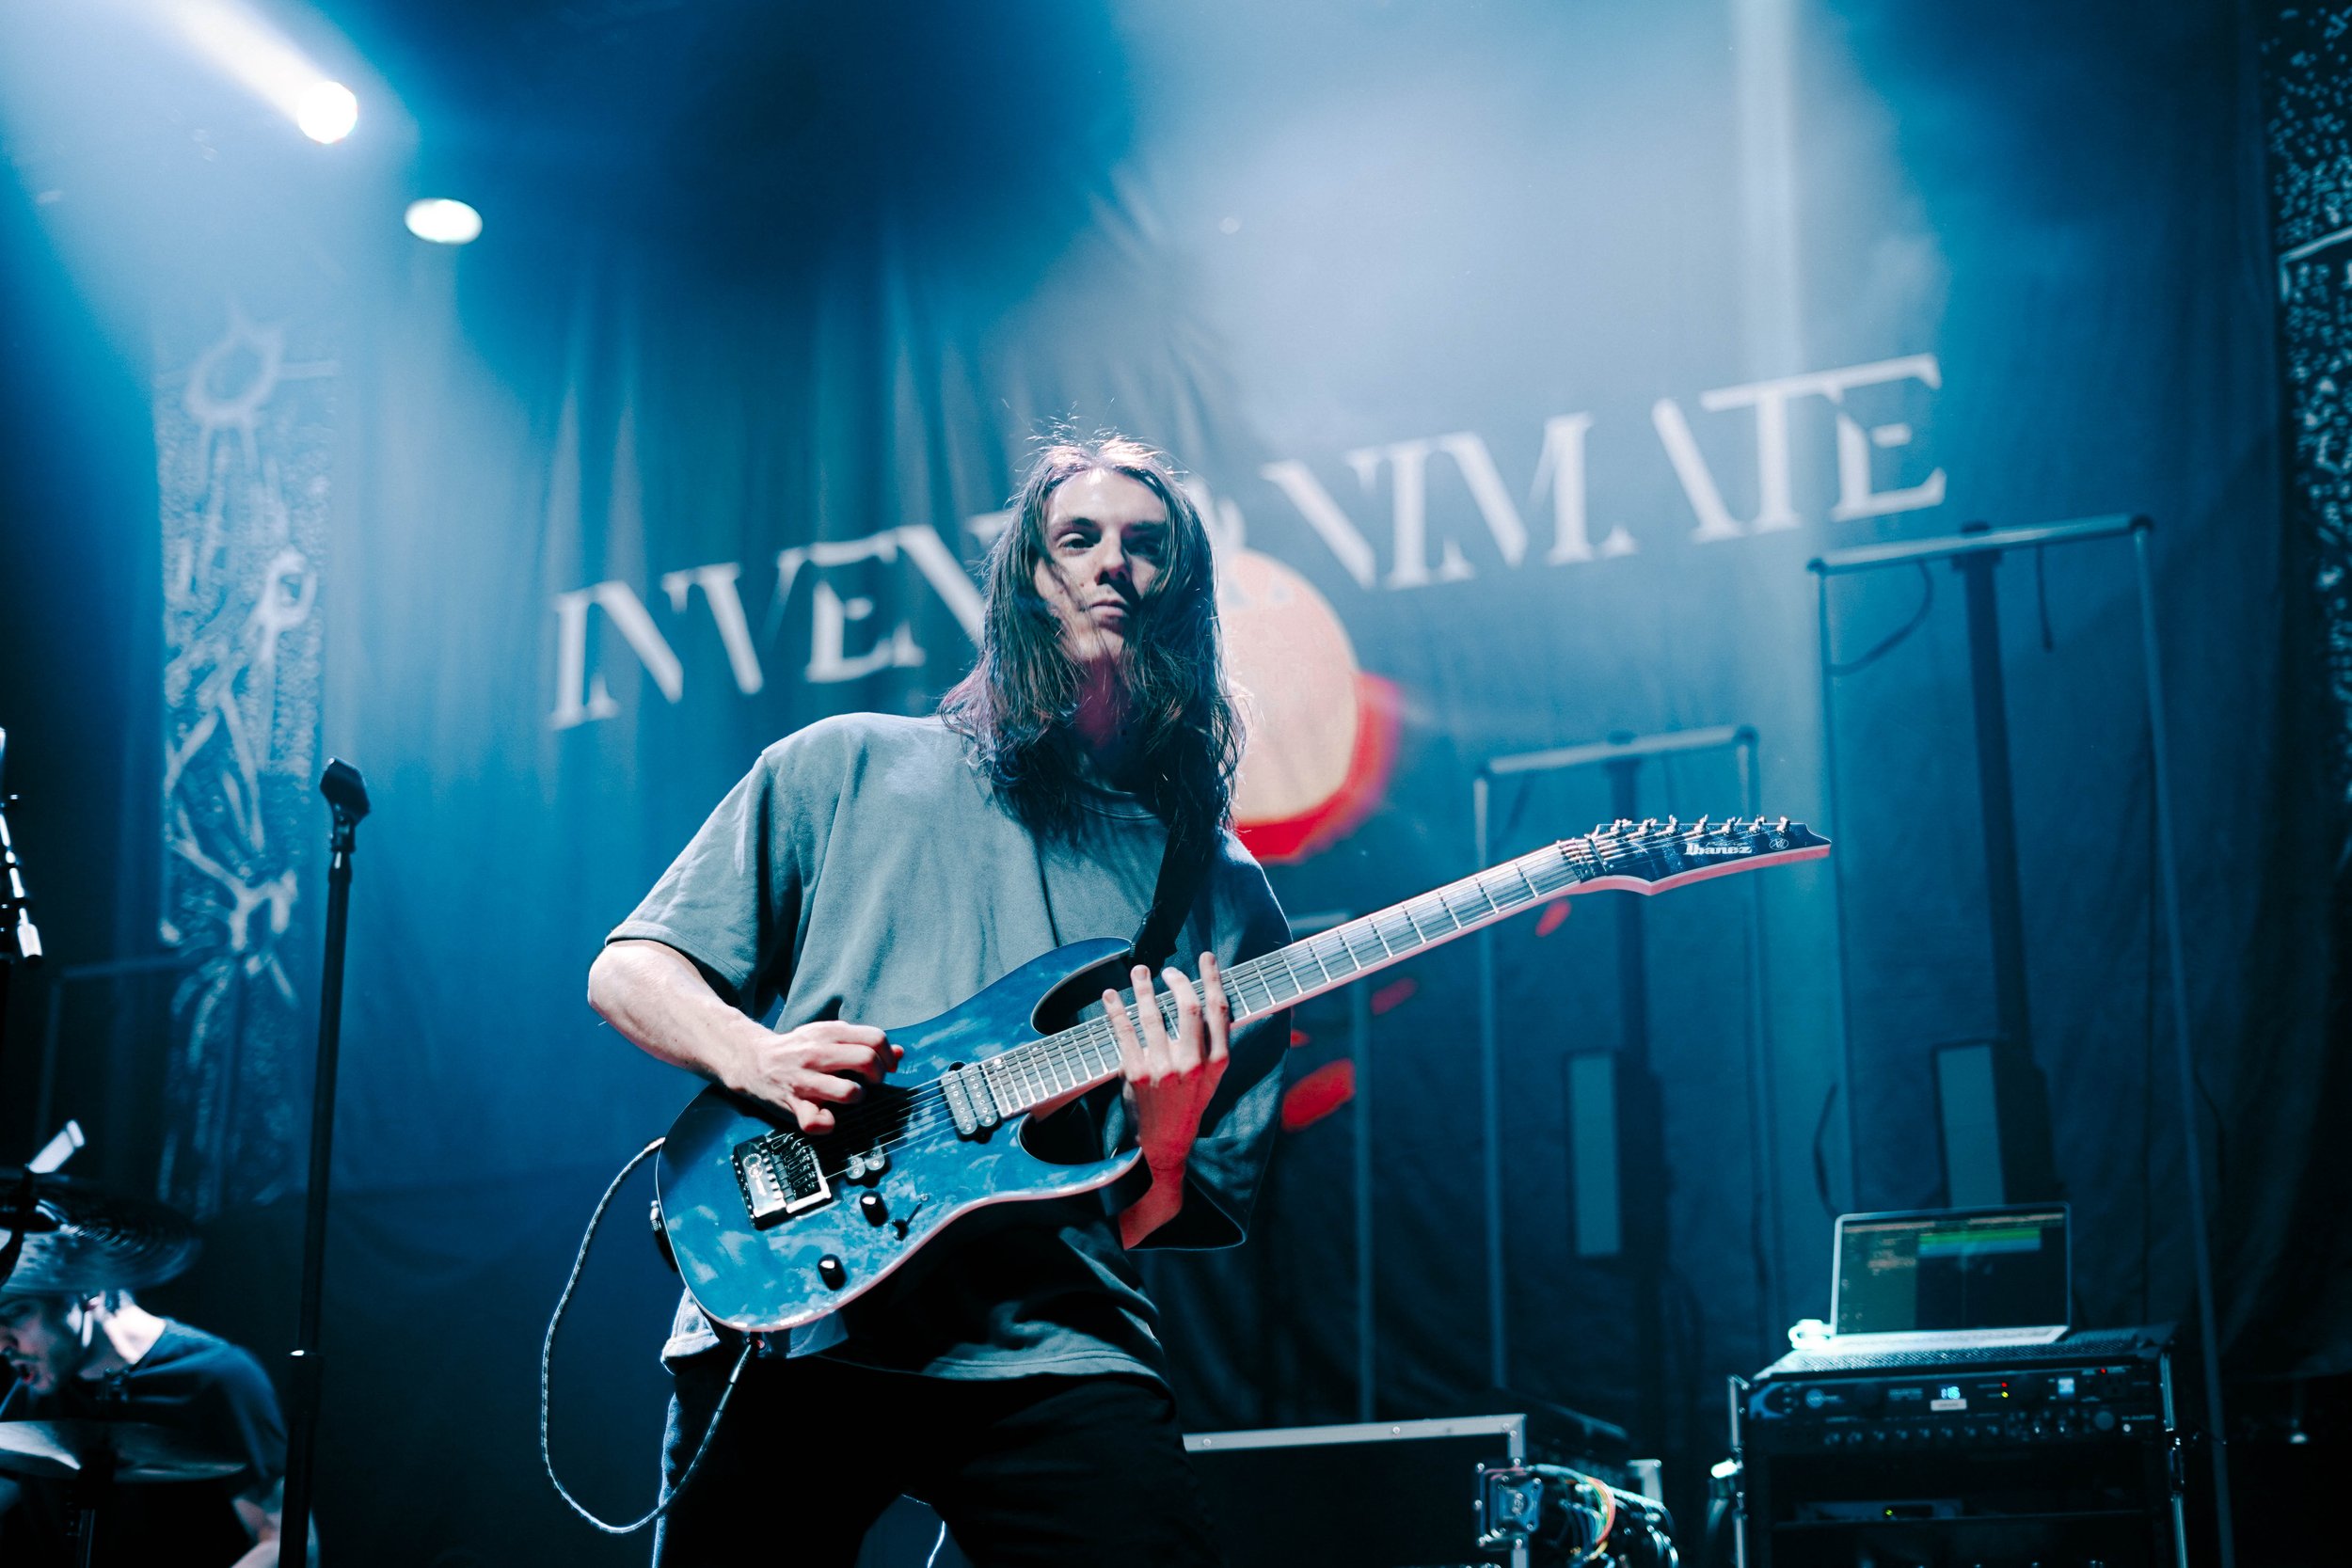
[1663,816,1678,832]
[1775,816,1789,832]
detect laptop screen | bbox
[1833,1207,2069,1335]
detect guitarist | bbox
[589,435,1291,1566]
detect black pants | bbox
[652,1350,1229,1568]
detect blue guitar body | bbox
[654,938,1138,1333]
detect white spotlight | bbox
[405,198,483,245]
[296,80,358,144]
[162,1,362,143]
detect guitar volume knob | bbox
[859,1193,888,1226]
[817,1254,847,1290]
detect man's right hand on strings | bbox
[730,1018,898,1133]
[588,938,898,1133]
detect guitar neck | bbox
[974,837,1594,1119]
[1221,838,1590,1023]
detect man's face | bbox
[0,1296,81,1396]
[1032,469,1170,671]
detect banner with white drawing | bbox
[153,307,333,1218]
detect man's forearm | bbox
[588,940,760,1088]
[229,1517,317,1568]
[230,1492,310,1568]
[1118,1156,1187,1248]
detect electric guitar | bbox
[653,815,1829,1331]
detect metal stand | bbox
[280,758,370,1568]
[1471,724,1781,1395]
[1810,515,2233,1568]
[1954,533,2036,1060]
[2159,1346,2194,1568]
[69,1451,113,1568]
[1725,1375,1750,1568]
[0,726,48,1299]
[1351,964,1375,1421]
[1285,907,1378,1421]
[0,727,47,1088]
[1822,522,2062,1205]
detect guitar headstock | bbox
[1565,815,1830,890]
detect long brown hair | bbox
[940,435,1242,837]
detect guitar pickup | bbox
[733,1131,832,1227]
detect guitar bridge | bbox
[732,1130,832,1227]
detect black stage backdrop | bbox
[0,2,2338,1562]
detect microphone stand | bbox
[0,728,49,1297]
[0,726,47,1090]
[281,759,369,1568]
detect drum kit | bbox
[0,730,352,1565]
[1,1155,234,1564]
[0,725,252,1561]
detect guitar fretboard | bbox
[964,832,1620,1119]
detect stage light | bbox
[295,81,358,144]
[157,0,361,144]
[405,198,482,245]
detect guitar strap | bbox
[1127,810,1216,973]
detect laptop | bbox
[1826,1205,2072,1352]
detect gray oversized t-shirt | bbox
[610,712,1290,1382]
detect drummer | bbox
[0,1288,296,1566]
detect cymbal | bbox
[0,1171,200,1295]
[0,1419,246,1484]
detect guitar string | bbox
[827,891,1497,1153]
[822,943,1359,1159]
[797,828,1784,1164]
[811,836,1658,1157]
[811,854,1596,1163]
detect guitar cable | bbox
[540,1136,756,1535]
